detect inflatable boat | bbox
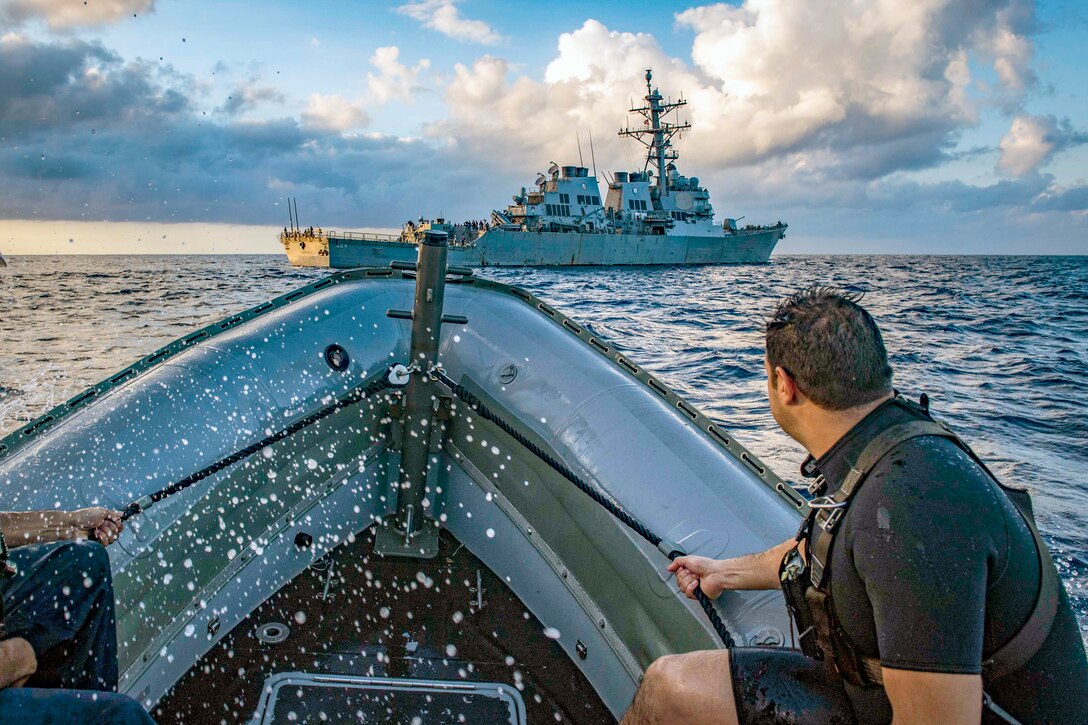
[0,232,806,723]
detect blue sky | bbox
[1,0,1086,254]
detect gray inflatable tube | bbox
[0,269,804,717]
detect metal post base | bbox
[373,521,439,559]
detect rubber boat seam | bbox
[446,440,645,683]
[121,438,393,689]
[0,267,805,513]
[548,382,641,444]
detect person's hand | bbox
[0,637,36,689]
[67,507,124,546]
[667,555,727,601]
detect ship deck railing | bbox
[326,230,402,242]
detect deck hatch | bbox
[253,672,527,725]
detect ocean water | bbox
[1,254,1085,638]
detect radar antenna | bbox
[617,69,691,196]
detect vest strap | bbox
[809,420,956,588]
[804,411,1060,688]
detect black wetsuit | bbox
[730,400,1088,723]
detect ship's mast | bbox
[618,69,690,196]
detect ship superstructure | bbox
[283,70,786,267]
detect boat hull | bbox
[285,227,784,268]
[0,269,802,718]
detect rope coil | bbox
[432,368,736,649]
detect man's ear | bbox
[774,366,799,405]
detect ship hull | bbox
[285,227,783,268]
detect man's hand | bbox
[668,556,729,600]
[1,508,124,547]
[68,508,124,546]
[0,637,36,690]
[667,538,799,599]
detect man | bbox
[0,506,155,723]
[623,287,1088,724]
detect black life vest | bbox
[779,397,1061,690]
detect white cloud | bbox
[396,0,502,45]
[997,114,1088,177]
[999,115,1056,176]
[434,1,1040,186]
[0,0,155,29]
[301,93,369,132]
[366,46,430,105]
[219,82,285,115]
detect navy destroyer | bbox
[283,70,786,268]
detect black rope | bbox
[120,368,404,522]
[433,369,736,648]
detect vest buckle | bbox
[809,498,846,532]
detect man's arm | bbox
[0,508,123,548]
[882,669,982,725]
[668,537,797,599]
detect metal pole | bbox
[375,229,447,558]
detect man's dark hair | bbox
[765,286,893,411]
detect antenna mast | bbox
[617,68,690,196]
[588,129,599,179]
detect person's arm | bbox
[882,669,982,725]
[0,508,123,548]
[668,537,798,598]
[0,637,36,690]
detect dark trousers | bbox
[0,540,154,724]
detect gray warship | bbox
[283,70,786,268]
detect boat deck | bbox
[155,528,613,724]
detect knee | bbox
[73,540,113,586]
[98,693,156,725]
[641,654,689,704]
[642,649,733,708]
[48,540,114,593]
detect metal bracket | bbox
[386,309,469,325]
[373,514,440,559]
[434,395,454,422]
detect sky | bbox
[1,0,1086,255]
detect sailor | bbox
[622,287,1088,724]
[0,507,155,724]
